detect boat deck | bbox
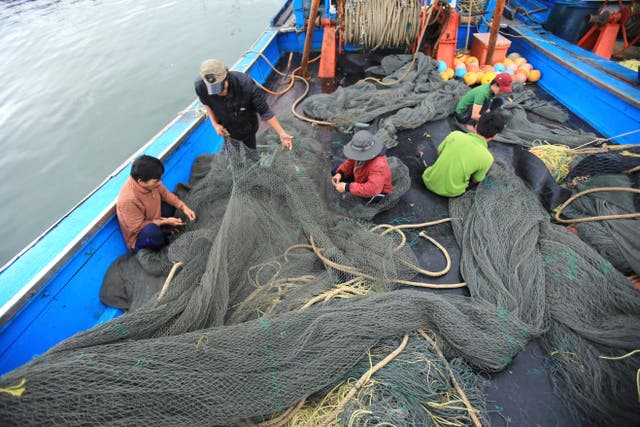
[260,52,603,426]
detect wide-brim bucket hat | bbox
[343,130,385,161]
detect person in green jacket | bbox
[455,72,512,131]
[421,111,505,197]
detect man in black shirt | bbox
[194,59,293,151]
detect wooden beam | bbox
[486,0,506,65]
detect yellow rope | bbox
[318,334,410,426]
[0,378,26,397]
[256,398,307,427]
[599,349,640,360]
[599,350,640,402]
[419,330,483,427]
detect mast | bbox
[485,0,506,65]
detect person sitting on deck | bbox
[116,155,196,252]
[194,58,293,152]
[332,130,393,205]
[421,111,505,197]
[455,72,512,131]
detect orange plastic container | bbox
[435,12,460,68]
[470,33,511,65]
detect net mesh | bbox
[450,161,640,424]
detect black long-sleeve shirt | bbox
[195,71,274,140]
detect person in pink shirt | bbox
[116,155,196,251]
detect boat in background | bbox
[0,0,638,425]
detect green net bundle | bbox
[559,174,640,275]
[450,162,640,424]
[302,54,468,148]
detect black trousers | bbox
[455,97,504,125]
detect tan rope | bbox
[555,187,640,224]
[309,234,466,289]
[156,262,184,303]
[371,219,455,277]
[318,334,410,427]
[283,243,315,262]
[300,285,368,310]
[623,165,640,174]
[419,330,483,427]
[361,3,435,88]
[256,398,307,427]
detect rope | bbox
[342,0,421,49]
[573,128,640,150]
[318,334,410,426]
[156,262,184,303]
[419,330,483,427]
[370,220,454,277]
[554,187,640,224]
[309,234,466,289]
[598,349,640,403]
[361,3,435,87]
[256,398,307,427]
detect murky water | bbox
[0,0,282,265]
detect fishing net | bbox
[558,174,640,275]
[313,333,489,426]
[493,101,598,148]
[1,52,638,426]
[566,145,640,180]
[450,161,640,425]
[301,53,469,148]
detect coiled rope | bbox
[342,0,422,49]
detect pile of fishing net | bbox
[0,136,534,426]
[526,142,640,275]
[450,161,640,425]
[301,53,469,148]
[1,52,638,426]
[555,173,640,276]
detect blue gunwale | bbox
[506,23,640,146]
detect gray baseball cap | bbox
[200,59,228,95]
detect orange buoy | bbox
[515,71,528,83]
[527,69,542,82]
[467,63,481,73]
[514,57,527,66]
[464,71,478,85]
[465,56,479,65]
[516,67,530,79]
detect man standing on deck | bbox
[194,58,293,151]
[455,72,512,131]
[421,111,505,197]
[116,155,196,252]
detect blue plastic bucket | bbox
[543,1,602,44]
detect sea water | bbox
[0,0,282,265]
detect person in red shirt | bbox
[116,155,196,251]
[332,130,393,205]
